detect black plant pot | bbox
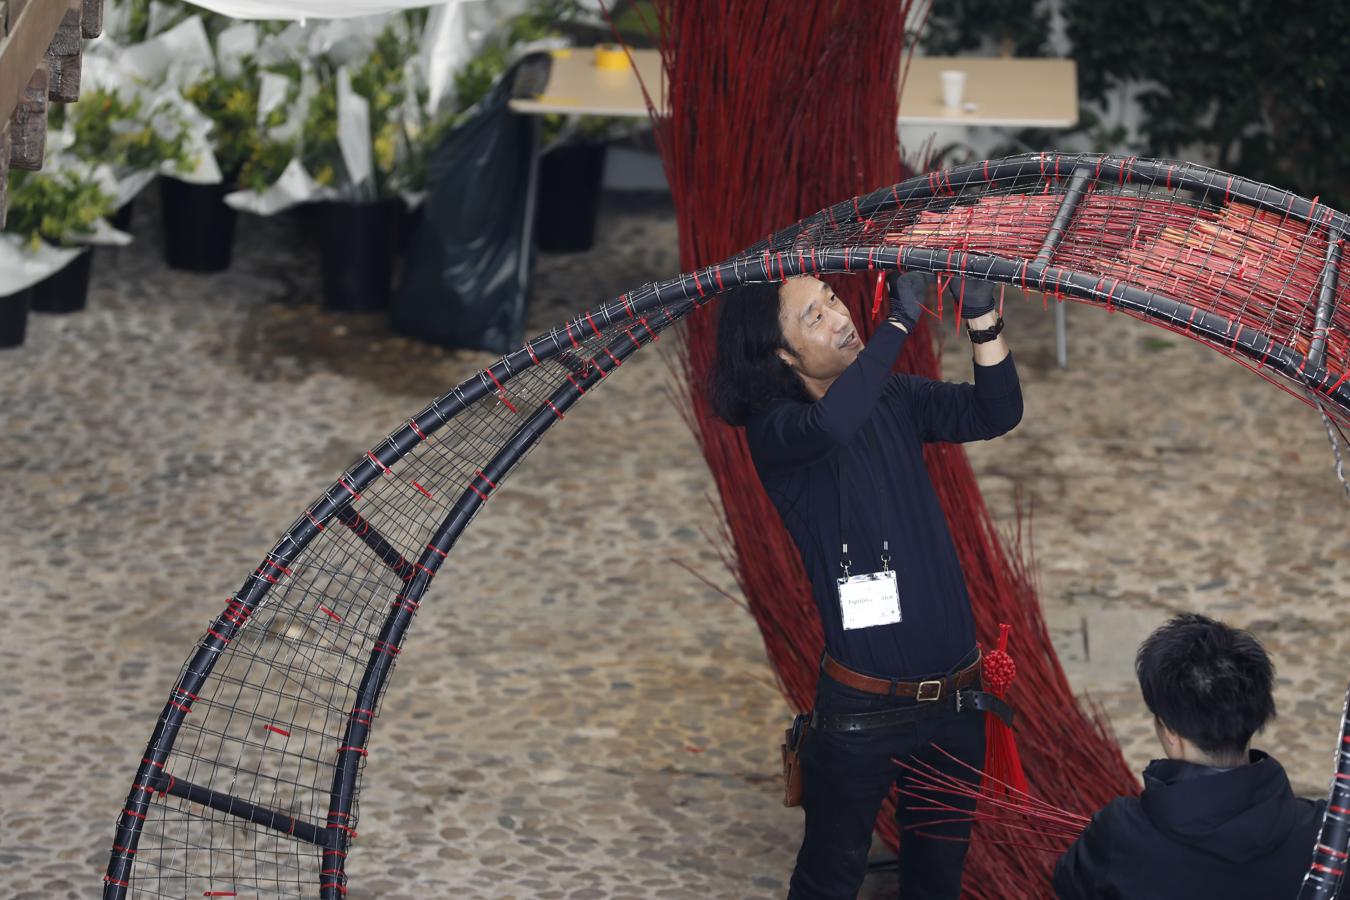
[32,248,94,314]
[536,142,608,253]
[159,176,238,272]
[317,199,401,312]
[0,288,33,348]
[111,199,135,232]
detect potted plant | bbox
[535,114,627,253]
[161,59,272,272]
[49,86,194,234]
[299,24,450,312]
[4,168,116,317]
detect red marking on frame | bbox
[305,511,327,531]
[410,481,433,499]
[317,605,343,623]
[324,850,348,858]
[351,708,375,723]
[1224,176,1233,203]
[982,159,990,181]
[113,845,137,855]
[263,559,292,575]
[338,479,361,501]
[714,268,725,290]
[852,196,862,221]
[207,629,232,644]
[469,484,488,501]
[622,326,639,345]
[1319,844,1350,860]
[1313,864,1345,877]
[427,544,448,558]
[620,293,635,319]
[1331,805,1350,816]
[639,318,658,341]
[365,452,392,475]
[565,373,586,395]
[585,312,602,336]
[547,401,565,420]
[321,869,344,876]
[104,878,131,888]
[123,809,147,820]
[204,891,239,896]
[265,724,290,737]
[692,272,705,297]
[1328,371,1349,392]
[373,640,401,657]
[603,348,622,367]
[867,247,875,270]
[254,570,278,585]
[475,470,497,489]
[338,745,370,756]
[142,758,164,768]
[408,419,427,440]
[392,595,420,614]
[776,252,786,279]
[565,321,580,349]
[526,343,541,365]
[170,701,192,714]
[412,562,433,577]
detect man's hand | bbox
[885,271,929,332]
[945,277,998,320]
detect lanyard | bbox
[835,420,897,579]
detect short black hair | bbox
[710,281,812,426]
[1135,613,1276,756]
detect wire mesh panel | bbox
[106,153,1350,898]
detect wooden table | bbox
[511,49,1078,128]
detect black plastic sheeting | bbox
[391,56,549,354]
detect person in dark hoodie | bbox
[1053,613,1330,900]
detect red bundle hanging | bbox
[982,623,1029,796]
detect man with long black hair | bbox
[1054,614,1332,899]
[711,272,1023,899]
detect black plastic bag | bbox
[390,56,547,354]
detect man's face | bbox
[775,277,860,392]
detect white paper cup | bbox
[940,69,967,109]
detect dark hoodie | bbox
[1053,751,1332,899]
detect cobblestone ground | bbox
[0,188,1345,899]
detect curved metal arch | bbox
[107,154,1349,897]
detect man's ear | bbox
[776,348,796,371]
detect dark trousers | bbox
[787,667,987,900]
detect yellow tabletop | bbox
[510,48,1078,129]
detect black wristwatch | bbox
[967,316,1004,344]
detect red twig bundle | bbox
[623,4,1142,895]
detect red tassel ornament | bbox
[982,623,1030,795]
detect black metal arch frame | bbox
[105,152,1349,898]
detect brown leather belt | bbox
[822,649,983,701]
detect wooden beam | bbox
[9,57,46,168]
[44,0,79,102]
[0,0,66,124]
[80,0,99,39]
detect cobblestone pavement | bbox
[1,188,1345,899]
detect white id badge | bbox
[837,570,902,630]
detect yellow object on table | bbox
[594,44,629,71]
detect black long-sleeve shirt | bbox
[745,324,1023,678]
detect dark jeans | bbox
[787,656,987,900]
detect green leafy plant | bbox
[1062,0,1350,207]
[5,169,116,249]
[58,88,193,174]
[922,0,1051,57]
[183,64,267,180]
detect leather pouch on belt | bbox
[782,712,810,807]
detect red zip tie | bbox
[427,544,448,558]
[475,469,497,489]
[373,640,400,657]
[365,452,392,475]
[565,373,586,395]
[392,595,419,614]
[123,809,147,820]
[170,700,193,714]
[104,878,130,888]
[350,708,375,723]
[714,268,725,290]
[602,347,622,367]
[254,569,278,585]
[622,326,639,345]
[142,758,164,768]
[337,746,369,756]
[584,312,601,336]
[407,420,426,440]
[338,479,361,501]
[410,481,433,499]
[692,272,705,297]
[565,321,580,349]
[620,293,635,319]
[1319,844,1350,860]
[317,605,343,623]
[324,850,347,858]
[525,342,541,365]
[113,845,136,855]
[776,252,785,279]
[547,401,565,420]
[469,483,488,501]
[305,511,326,531]
[264,724,290,737]
[207,629,232,644]
[871,271,886,319]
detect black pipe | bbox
[1309,234,1343,372]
